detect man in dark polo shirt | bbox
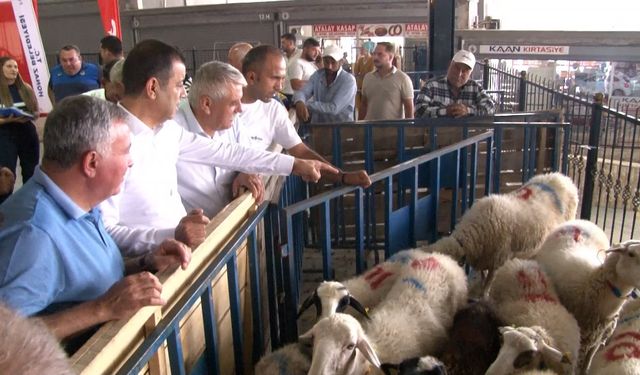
[48,45,101,104]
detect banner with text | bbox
[478,45,570,55]
[10,0,51,112]
[312,23,428,39]
[313,24,357,38]
[97,0,122,39]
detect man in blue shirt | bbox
[293,45,357,124]
[48,45,101,103]
[0,96,191,344]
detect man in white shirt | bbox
[175,47,371,218]
[359,42,414,120]
[100,40,337,256]
[285,38,320,96]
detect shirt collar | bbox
[117,102,158,136]
[375,66,397,77]
[179,100,209,137]
[32,167,88,220]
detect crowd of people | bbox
[0,32,496,359]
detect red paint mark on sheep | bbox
[604,332,640,361]
[516,186,534,200]
[364,266,394,290]
[557,226,582,242]
[411,257,440,270]
[516,268,558,303]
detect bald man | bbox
[228,42,253,71]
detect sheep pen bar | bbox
[279,131,496,342]
[298,113,571,254]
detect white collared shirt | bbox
[100,104,295,256]
[175,99,302,218]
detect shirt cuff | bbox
[276,154,295,175]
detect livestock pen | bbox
[69,115,569,374]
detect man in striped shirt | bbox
[415,50,495,118]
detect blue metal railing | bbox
[116,203,271,375]
[275,131,494,342]
[299,113,570,251]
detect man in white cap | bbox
[293,44,357,123]
[414,49,495,118]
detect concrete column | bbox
[429,0,455,71]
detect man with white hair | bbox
[414,50,495,118]
[175,51,369,218]
[294,45,357,123]
[100,40,337,256]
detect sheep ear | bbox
[539,341,566,364]
[348,296,371,320]
[356,336,381,368]
[297,291,319,319]
[299,328,313,345]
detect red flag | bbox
[97,0,121,39]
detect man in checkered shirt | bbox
[414,50,495,118]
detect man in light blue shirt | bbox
[293,45,357,124]
[0,96,191,347]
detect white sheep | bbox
[424,172,578,290]
[534,221,640,372]
[253,341,312,375]
[298,249,430,320]
[487,258,581,375]
[588,298,640,374]
[303,252,468,374]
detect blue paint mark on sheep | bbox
[402,277,427,292]
[528,182,564,214]
[389,253,413,265]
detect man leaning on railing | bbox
[0,97,192,353]
[414,50,496,118]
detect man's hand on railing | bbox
[343,170,372,188]
[175,209,210,249]
[446,103,470,118]
[95,271,165,321]
[150,238,192,272]
[292,159,339,183]
[232,173,264,204]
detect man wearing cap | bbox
[415,50,495,118]
[293,45,357,124]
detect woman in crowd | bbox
[0,56,40,203]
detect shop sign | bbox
[357,23,404,38]
[609,96,640,114]
[404,23,428,38]
[479,45,570,55]
[312,24,357,38]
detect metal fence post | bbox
[518,71,527,111]
[580,93,604,220]
[482,59,490,89]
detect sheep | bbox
[588,298,640,374]
[254,341,312,375]
[303,252,468,374]
[534,221,640,373]
[440,299,504,375]
[298,249,429,320]
[395,356,448,375]
[423,172,578,291]
[487,258,581,375]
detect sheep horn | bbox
[297,290,321,319]
[347,295,371,320]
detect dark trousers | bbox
[0,121,40,203]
